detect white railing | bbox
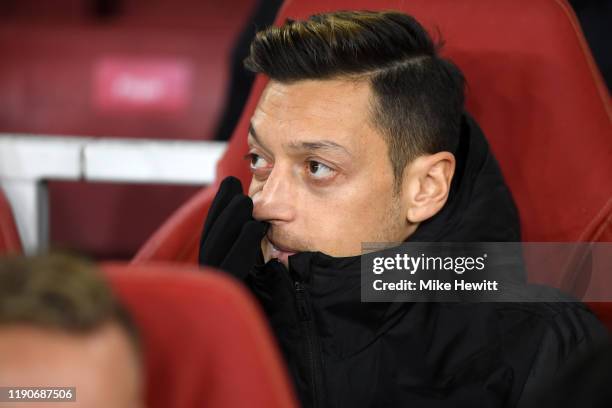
[0,134,227,254]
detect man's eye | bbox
[307,161,334,179]
[245,153,269,170]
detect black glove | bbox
[198,176,268,279]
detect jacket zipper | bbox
[294,280,324,408]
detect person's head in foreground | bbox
[0,254,143,408]
[244,10,465,266]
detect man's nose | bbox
[252,167,295,223]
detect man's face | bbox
[0,323,143,408]
[248,79,413,266]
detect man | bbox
[0,254,143,408]
[199,10,607,407]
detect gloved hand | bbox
[198,176,268,279]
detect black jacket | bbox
[241,114,608,407]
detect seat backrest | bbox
[134,0,612,265]
[102,263,298,408]
[0,187,22,255]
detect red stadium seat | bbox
[0,187,22,255]
[102,262,298,408]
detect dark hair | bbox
[245,10,465,190]
[0,254,140,350]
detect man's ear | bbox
[401,151,455,224]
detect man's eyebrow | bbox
[249,122,351,157]
[287,140,352,157]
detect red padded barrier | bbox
[0,3,255,138]
[49,182,202,259]
[102,263,298,408]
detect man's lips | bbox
[266,235,298,254]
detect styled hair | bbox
[245,10,465,190]
[0,254,139,349]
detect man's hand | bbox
[198,176,268,279]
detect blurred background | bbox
[0,0,608,260]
